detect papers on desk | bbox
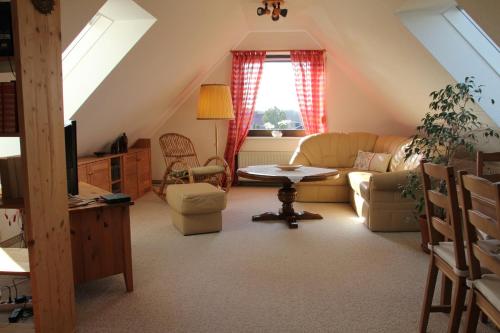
[67,195,95,208]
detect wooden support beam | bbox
[11,0,76,332]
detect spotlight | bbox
[257,1,288,22]
[272,3,280,21]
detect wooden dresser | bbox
[78,139,152,200]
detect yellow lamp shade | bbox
[197,84,234,120]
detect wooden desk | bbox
[69,182,133,291]
[0,323,34,333]
[0,182,134,292]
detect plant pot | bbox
[271,130,283,138]
[418,215,430,254]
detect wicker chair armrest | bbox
[204,156,228,167]
[203,156,232,191]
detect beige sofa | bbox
[290,132,421,232]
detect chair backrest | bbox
[420,160,467,271]
[476,151,500,182]
[159,133,201,170]
[459,172,500,279]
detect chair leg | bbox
[441,275,452,306]
[157,170,169,200]
[479,311,488,324]
[447,277,467,333]
[420,256,439,333]
[464,291,480,333]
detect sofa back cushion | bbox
[291,132,378,168]
[374,136,420,172]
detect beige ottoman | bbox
[166,183,227,235]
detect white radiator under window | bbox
[237,151,294,181]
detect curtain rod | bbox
[230,49,326,53]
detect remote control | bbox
[8,308,24,323]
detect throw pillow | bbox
[369,153,392,172]
[353,151,392,172]
[353,151,373,170]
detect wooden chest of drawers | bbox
[77,139,152,200]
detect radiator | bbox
[237,151,294,181]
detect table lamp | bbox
[197,84,234,156]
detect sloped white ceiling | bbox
[61,0,498,156]
[62,0,249,154]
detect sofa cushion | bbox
[373,136,409,155]
[290,132,378,168]
[348,171,378,195]
[388,140,421,172]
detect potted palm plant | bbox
[400,76,498,253]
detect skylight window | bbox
[251,58,304,134]
[398,4,500,126]
[444,7,499,75]
[62,0,156,121]
[62,14,113,79]
[458,8,499,53]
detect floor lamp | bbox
[197,84,234,156]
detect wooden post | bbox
[11,0,76,332]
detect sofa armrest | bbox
[290,151,311,166]
[369,170,411,191]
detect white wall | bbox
[151,31,407,180]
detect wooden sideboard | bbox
[78,139,152,200]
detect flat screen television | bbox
[65,120,79,195]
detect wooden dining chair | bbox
[157,133,232,199]
[458,171,500,332]
[476,151,500,182]
[419,161,468,333]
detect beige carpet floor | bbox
[75,186,497,333]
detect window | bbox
[62,0,156,121]
[398,5,500,126]
[62,14,114,79]
[249,55,304,137]
[445,7,499,75]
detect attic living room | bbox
[0,0,500,332]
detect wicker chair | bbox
[157,133,231,199]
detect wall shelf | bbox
[0,132,20,137]
[0,196,24,209]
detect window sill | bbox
[241,136,302,152]
[247,130,305,137]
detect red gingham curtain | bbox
[224,51,266,183]
[290,50,326,135]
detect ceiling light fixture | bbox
[257,0,287,21]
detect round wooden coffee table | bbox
[237,165,339,229]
